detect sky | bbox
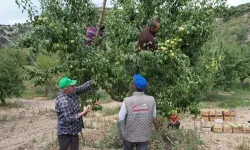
[0,0,250,25]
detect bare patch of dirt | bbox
[0,99,120,150]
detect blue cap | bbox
[133,74,148,89]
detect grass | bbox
[44,140,58,150]
[203,81,250,108]
[237,138,250,150]
[92,116,204,150]
[0,101,21,109]
[22,80,46,99]
[102,107,120,116]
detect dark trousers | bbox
[58,134,79,150]
[168,120,180,129]
[124,139,148,150]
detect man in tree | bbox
[55,77,93,150]
[118,74,156,150]
[84,24,105,46]
[137,19,160,51]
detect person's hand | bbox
[83,105,92,116]
[91,79,99,89]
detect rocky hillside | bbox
[221,3,250,43]
[0,23,31,47]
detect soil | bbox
[0,99,250,150]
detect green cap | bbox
[59,77,77,89]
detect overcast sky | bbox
[0,0,250,25]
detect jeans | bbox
[124,139,148,150]
[58,134,79,150]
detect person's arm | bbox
[151,38,157,51]
[153,104,156,118]
[76,80,92,94]
[118,101,127,121]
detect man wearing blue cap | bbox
[55,77,93,150]
[118,74,156,150]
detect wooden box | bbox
[210,110,216,116]
[230,110,236,116]
[213,124,223,133]
[243,126,250,133]
[223,125,232,133]
[233,126,243,133]
[202,127,212,132]
[216,110,223,116]
[223,110,231,116]
[216,115,223,120]
[223,115,231,122]
[200,110,209,116]
[210,116,216,122]
[202,116,209,122]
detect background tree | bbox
[0,49,24,105]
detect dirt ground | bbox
[180,107,250,150]
[0,99,250,150]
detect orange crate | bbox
[216,110,223,116]
[210,116,216,122]
[216,115,223,120]
[200,110,209,116]
[210,110,216,116]
[243,126,250,133]
[230,110,236,116]
[233,126,243,133]
[202,116,209,122]
[223,125,232,133]
[223,110,231,116]
[223,115,231,122]
[213,124,223,133]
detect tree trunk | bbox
[240,77,246,87]
[1,97,6,106]
[94,0,107,44]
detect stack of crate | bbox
[200,109,209,121]
[222,124,232,133]
[200,109,237,122]
[215,110,223,120]
[223,110,231,122]
[230,109,237,121]
[243,124,250,133]
[209,110,216,122]
[213,123,250,133]
[212,123,223,133]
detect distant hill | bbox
[221,3,250,44]
[0,23,31,47]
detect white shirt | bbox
[118,101,156,121]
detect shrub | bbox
[0,49,24,105]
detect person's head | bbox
[133,74,148,92]
[149,19,160,34]
[59,77,77,95]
